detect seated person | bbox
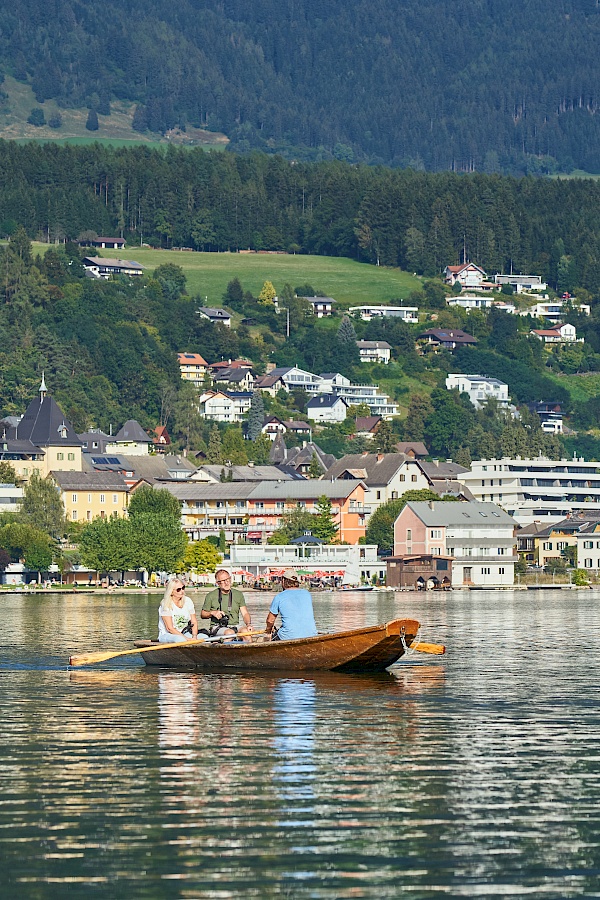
[265,569,318,641]
[202,569,252,637]
[158,577,207,643]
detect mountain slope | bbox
[2,0,600,172]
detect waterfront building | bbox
[458,457,600,526]
[229,541,382,582]
[393,499,517,587]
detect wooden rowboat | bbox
[132,618,420,673]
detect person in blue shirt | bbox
[265,569,318,641]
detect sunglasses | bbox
[173,586,185,593]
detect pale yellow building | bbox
[51,471,129,523]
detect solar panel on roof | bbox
[107,457,121,464]
[91,456,108,464]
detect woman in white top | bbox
[158,577,207,643]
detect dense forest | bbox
[2,143,600,294]
[2,0,600,173]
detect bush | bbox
[572,568,589,586]
[48,113,62,129]
[27,108,45,127]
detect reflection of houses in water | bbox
[273,680,317,801]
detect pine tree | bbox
[207,426,223,463]
[312,496,338,543]
[86,109,99,131]
[337,315,357,344]
[222,427,248,465]
[374,420,397,453]
[247,391,265,440]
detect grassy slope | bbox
[96,247,421,305]
[0,76,227,148]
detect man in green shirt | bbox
[201,569,252,636]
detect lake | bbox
[1,587,600,898]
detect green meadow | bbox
[95,247,422,306]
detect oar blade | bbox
[69,650,125,667]
[409,640,446,656]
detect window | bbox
[87,511,91,521]
[88,494,92,503]
[499,567,505,575]
[543,542,552,551]
[584,541,593,549]
[411,474,417,482]
[113,494,118,503]
[72,494,77,503]
[100,494,105,503]
[255,502,264,509]
[72,511,77,521]
[67,453,75,461]
[391,491,398,499]
[432,547,441,556]
[557,541,567,550]
[376,490,381,500]
[430,529,442,539]
[23,468,28,476]
[276,501,285,510]
[482,567,491,575]
[585,558,593,568]
[57,453,64,461]
[399,474,406,482]
[407,529,412,542]
[498,547,505,555]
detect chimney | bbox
[428,500,435,510]
[377,454,384,462]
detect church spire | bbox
[39,372,47,403]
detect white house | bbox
[394,500,517,587]
[198,390,253,423]
[495,274,547,293]
[349,305,419,323]
[446,374,511,409]
[197,307,232,327]
[324,452,432,515]
[306,394,348,423]
[447,295,493,311]
[83,257,144,278]
[531,323,580,344]
[444,263,488,289]
[527,300,591,322]
[0,482,24,513]
[305,297,335,317]
[356,341,392,364]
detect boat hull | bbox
[133,618,420,673]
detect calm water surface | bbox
[1,588,600,898]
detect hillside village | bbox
[1,225,600,588]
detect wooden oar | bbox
[409,640,446,655]
[69,629,265,667]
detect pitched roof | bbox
[198,307,231,319]
[196,464,295,482]
[17,395,82,448]
[354,416,382,433]
[161,482,256,501]
[395,441,428,457]
[324,452,412,486]
[418,460,469,480]
[356,341,392,350]
[249,480,363,501]
[177,352,207,366]
[114,420,151,443]
[51,471,129,491]
[306,394,347,409]
[418,328,477,344]
[403,500,515,527]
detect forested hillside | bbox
[2,0,600,173]
[2,143,600,294]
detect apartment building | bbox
[459,457,600,526]
[51,471,129,523]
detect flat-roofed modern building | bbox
[446,374,511,409]
[458,457,600,526]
